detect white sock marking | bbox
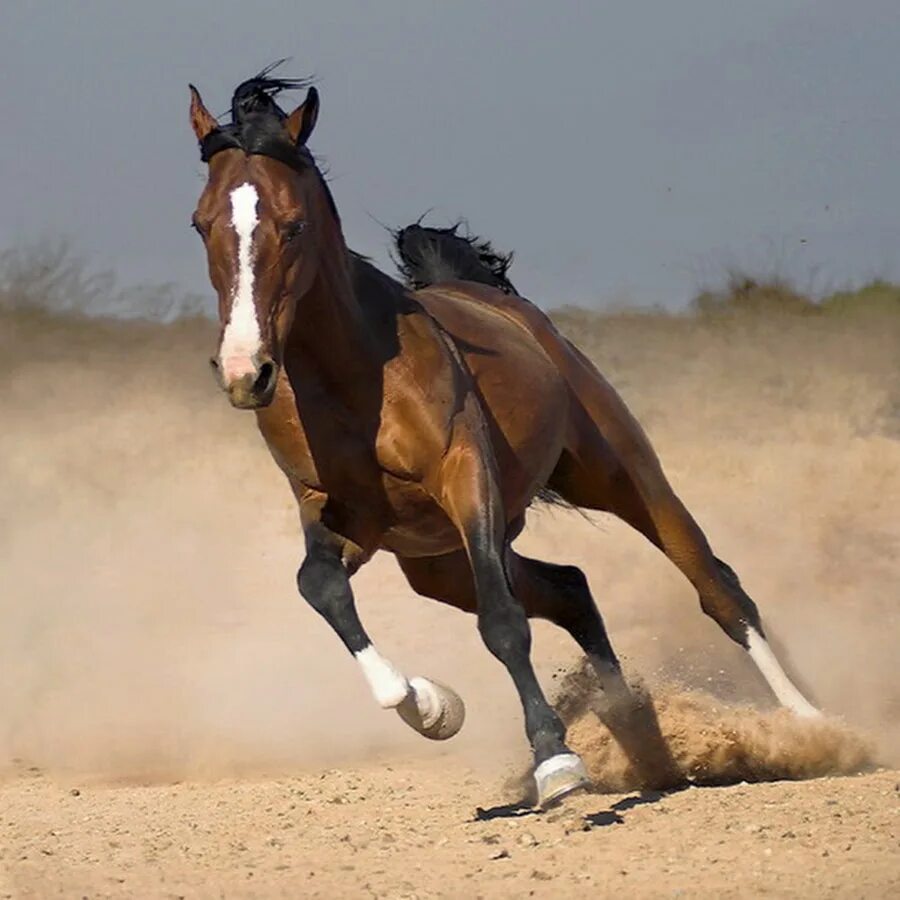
[746,627,821,718]
[355,645,411,709]
[220,183,261,377]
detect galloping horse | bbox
[188,72,819,807]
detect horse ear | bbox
[189,84,218,143]
[285,86,319,145]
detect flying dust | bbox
[1,303,897,787]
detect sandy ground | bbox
[1,304,898,897]
[2,763,898,899]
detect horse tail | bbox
[393,221,518,295]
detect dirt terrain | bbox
[2,762,897,898]
[1,303,898,897]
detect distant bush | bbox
[0,238,208,323]
[692,270,816,315]
[692,269,900,317]
[2,237,897,324]
[819,279,900,315]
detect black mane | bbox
[393,222,518,295]
[198,64,314,173]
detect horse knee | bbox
[297,549,346,614]
[477,598,531,662]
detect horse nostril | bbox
[253,360,277,396]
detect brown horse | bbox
[188,72,819,808]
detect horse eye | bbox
[283,220,306,242]
[190,217,208,238]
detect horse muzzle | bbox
[210,354,279,409]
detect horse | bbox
[188,71,820,808]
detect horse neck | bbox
[285,209,379,390]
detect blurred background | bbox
[1,0,898,315]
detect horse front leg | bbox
[296,520,464,740]
[436,400,590,808]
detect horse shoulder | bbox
[374,310,462,480]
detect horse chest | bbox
[255,383,393,496]
[260,415,380,492]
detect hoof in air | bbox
[396,677,466,740]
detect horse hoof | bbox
[534,753,591,809]
[396,677,465,741]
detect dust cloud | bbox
[544,659,875,793]
[567,684,874,791]
[1,304,897,786]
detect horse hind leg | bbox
[547,436,821,718]
[710,558,820,717]
[635,498,821,718]
[508,554,681,788]
[399,549,680,790]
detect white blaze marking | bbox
[746,627,821,718]
[355,645,411,708]
[220,183,261,378]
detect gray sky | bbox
[1,1,897,313]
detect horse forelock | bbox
[198,67,315,175]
